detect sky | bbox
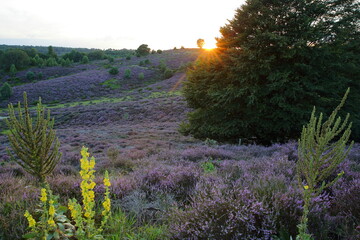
[0,0,245,50]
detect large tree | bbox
[183,0,360,144]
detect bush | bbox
[87,50,105,61]
[81,55,89,64]
[170,184,273,239]
[0,82,12,100]
[26,71,35,81]
[126,56,131,60]
[157,49,163,54]
[138,73,145,80]
[136,44,151,56]
[124,69,131,79]
[151,50,156,54]
[163,68,173,79]
[37,72,43,80]
[45,57,58,67]
[1,49,30,70]
[109,67,119,75]
[144,59,150,64]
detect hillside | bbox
[0,49,359,239]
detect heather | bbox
[0,49,359,239]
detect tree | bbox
[0,49,30,70]
[136,44,150,56]
[6,92,62,183]
[183,0,360,144]
[197,39,205,49]
[0,82,12,100]
[47,45,57,59]
[9,64,17,77]
[81,55,89,64]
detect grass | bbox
[101,78,121,90]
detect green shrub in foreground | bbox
[296,88,353,240]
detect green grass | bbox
[101,78,121,90]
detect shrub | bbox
[1,49,30,70]
[144,59,150,64]
[163,68,173,79]
[6,92,61,183]
[136,44,151,56]
[126,56,131,60]
[170,184,274,239]
[87,50,105,61]
[26,71,35,81]
[157,49,162,54]
[37,72,43,79]
[0,82,13,100]
[81,55,89,64]
[9,64,17,77]
[139,60,144,66]
[124,69,131,79]
[151,50,156,54]
[138,73,145,80]
[107,56,114,63]
[45,57,58,67]
[109,67,119,75]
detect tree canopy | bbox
[182,0,360,144]
[197,39,205,49]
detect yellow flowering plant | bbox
[68,146,111,240]
[23,147,112,240]
[23,186,75,239]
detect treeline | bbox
[0,44,134,57]
[0,46,135,71]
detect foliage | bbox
[47,46,57,59]
[81,56,89,64]
[183,0,360,144]
[0,82,13,100]
[124,69,131,79]
[126,56,131,60]
[296,89,353,239]
[170,184,273,239]
[46,57,58,67]
[88,50,105,61]
[9,64,17,77]
[138,72,145,80]
[6,92,62,183]
[67,147,111,239]
[108,67,119,75]
[163,68,173,79]
[136,44,151,56]
[26,71,35,81]
[0,48,30,70]
[62,50,86,63]
[23,187,74,239]
[156,49,162,54]
[196,39,205,49]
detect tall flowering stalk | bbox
[68,146,111,239]
[296,88,353,240]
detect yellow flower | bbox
[47,218,56,227]
[24,211,36,228]
[49,204,55,216]
[337,171,345,176]
[304,185,309,190]
[40,188,47,202]
[102,198,111,213]
[104,178,111,187]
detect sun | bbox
[203,43,216,50]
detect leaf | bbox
[23,232,39,238]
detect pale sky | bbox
[0,0,245,50]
